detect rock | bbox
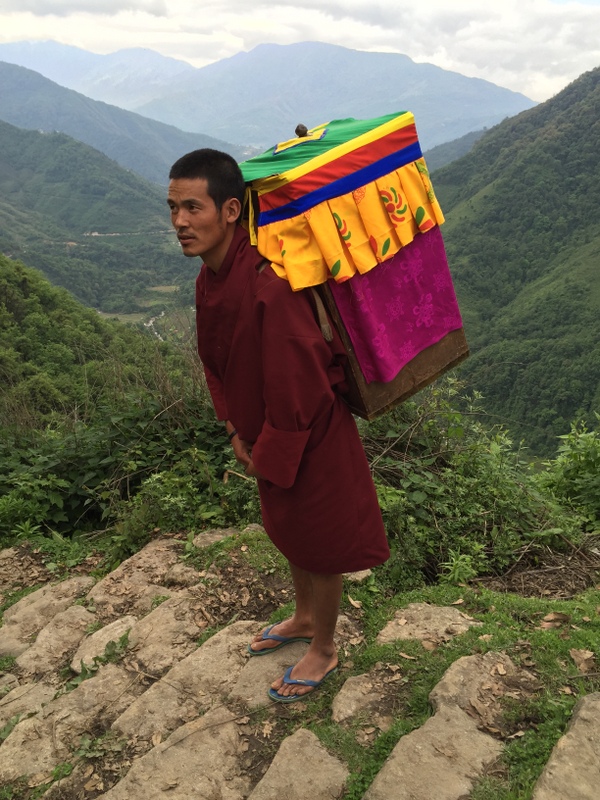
[0,681,56,727]
[331,674,377,723]
[99,706,251,800]
[0,672,19,696]
[15,605,96,677]
[0,577,94,657]
[364,704,502,800]
[228,640,311,708]
[164,562,201,587]
[430,651,540,734]
[112,621,257,741]
[70,616,138,673]
[126,592,203,676]
[86,539,182,617]
[345,569,372,583]
[0,663,145,783]
[377,603,482,646]
[532,693,600,800]
[248,728,348,799]
[192,527,238,548]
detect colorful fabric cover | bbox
[239,111,445,290]
[240,111,462,384]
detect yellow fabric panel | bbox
[255,158,444,290]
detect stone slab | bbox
[0,681,56,728]
[15,605,95,677]
[86,539,182,617]
[99,706,251,800]
[363,705,502,800]
[332,673,378,723]
[126,592,202,676]
[248,728,348,800]
[532,693,600,800]
[112,621,257,741]
[0,577,94,657]
[0,664,145,783]
[70,616,138,674]
[228,640,311,708]
[377,603,482,646]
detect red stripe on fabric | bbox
[259,124,418,212]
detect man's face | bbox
[167,177,233,268]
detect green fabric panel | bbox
[239,111,409,182]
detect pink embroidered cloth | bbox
[328,227,463,383]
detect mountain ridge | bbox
[436,67,600,450]
[0,40,536,151]
[0,60,248,186]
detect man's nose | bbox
[173,208,188,228]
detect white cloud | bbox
[0,0,599,100]
[0,0,167,16]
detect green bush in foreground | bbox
[361,380,583,588]
[537,415,600,523]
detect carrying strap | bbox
[309,287,334,342]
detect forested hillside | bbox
[0,120,187,312]
[0,60,248,185]
[436,67,600,452]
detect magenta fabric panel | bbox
[328,227,463,384]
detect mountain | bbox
[435,67,600,452]
[424,129,487,172]
[0,41,536,151]
[133,42,536,149]
[0,61,249,186]
[0,119,185,312]
[0,40,195,109]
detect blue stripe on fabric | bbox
[257,141,423,226]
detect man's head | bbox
[167,149,245,271]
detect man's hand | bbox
[244,459,266,481]
[231,435,252,469]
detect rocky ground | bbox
[1,527,599,799]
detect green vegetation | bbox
[436,67,600,452]
[0,119,190,312]
[1,255,595,579]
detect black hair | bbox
[169,149,246,218]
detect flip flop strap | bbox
[282,666,319,688]
[261,624,288,643]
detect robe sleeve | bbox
[203,364,228,421]
[251,283,338,488]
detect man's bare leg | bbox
[270,571,342,699]
[250,562,316,652]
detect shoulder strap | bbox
[309,287,334,342]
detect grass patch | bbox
[279,579,600,799]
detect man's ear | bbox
[223,197,242,223]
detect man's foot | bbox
[269,648,339,701]
[247,619,313,656]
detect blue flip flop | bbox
[247,623,312,656]
[268,664,339,703]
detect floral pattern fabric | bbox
[328,227,463,383]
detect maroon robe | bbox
[196,225,390,574]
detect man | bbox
[168,148,389,702]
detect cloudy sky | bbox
[0,0,599,101]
